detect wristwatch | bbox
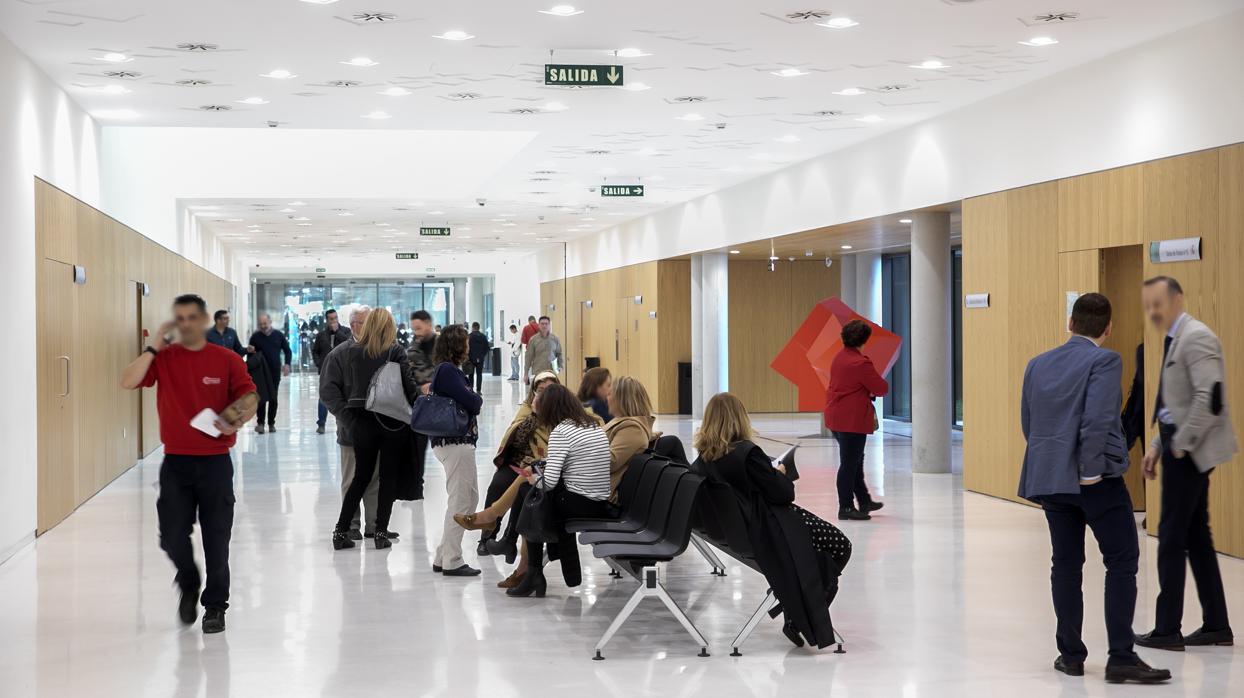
[144,346,159,357]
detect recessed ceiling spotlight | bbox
[293,216,311,221]
[434,30,474,41]
[337,212,354,217]
[817,17,859,29]
[833,87,864,96]
[297,223,312,227]
[540,5,583,16]
[260,69,296,79]
[840,244,853,250]
[910,59,948,70]
[1019,36,1059,47]
[342,57,379,67]
[362,110,391,119]
[428,210,445,215]
[637,147,659,156]
[542,101,569,112]
[774,134,801,144]
[620,82,651,92]
[289,201,307,206]
[614,48,650,58]
[899,218,913,224]
[280,208,296,213]
[772,67,809,78]
[299,0,340,4]
[98,84,131,95]
[236,97,269,105]
[378,87,412,96]
[95,52,131,63]
[729,249,741,255]
[675,113,705,122]
[855,114,884,123]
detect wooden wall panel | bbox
[1058,249,1101,332]
[656,260,692,414]
[1058,166,1143,252]
[1213,144,1244,556]
[727,261,794,412]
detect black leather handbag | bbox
[517,464,559,543]
[409,365,471,437]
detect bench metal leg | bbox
[689,534,727,576]
[730,590,777,657]
[603,557,628,579]
[593,565,710,660]
[833,627,846,654]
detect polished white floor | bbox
[2,375,1241,697]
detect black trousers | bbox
[482,465,520,542]
[833,431,872,510]
[256,373,281,425]
[529,485,610,587]
[335,411,410,533]
[1154,427,1230,634]
[465,361,485,392]
[157,453,235,610]
[1041,477,1140,664]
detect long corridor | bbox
[1,374,1241,696]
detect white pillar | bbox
[839,254,858,309]
[854,252,882,324]
[690,252,728,417]
[910,212,952,473]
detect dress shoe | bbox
[1053,656,1084,677]
[332,531,355,550]
[497,570,526,589]
[364,530,398,540]
[178,585,200,625]
[373,531,395,549]
[781,621,805,648]
[347,529,363,541]
[485,536,519,564]
[442,564,482,577]
[255,424,265,434]
[506,567,547,598]
[838,507,871,521]
[267,424,277,433]
[476,539,493,557]
[315,424,326,434]
[1135,630,1185,651]
[202,607,226,634]
[1105,660,1171,684]
[1185,627,1234,647]
[432,564,443,573]
[863,500,884,512]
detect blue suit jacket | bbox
[1019,336,1130,501]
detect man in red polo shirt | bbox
[520,314,539,346]
[120,294,256,634]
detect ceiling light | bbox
[288,201,307,206]
[621,82,651,92]
[280,208,296,213]
[540,5,583,16]
[260,69,296,79]
[428,210,445,215]
[342,57,379,67]
[98,84,131,95]
[774,134,801,144]
[729,250,741,255]
[833,87,864,96]
[362,110,391,119]
[613,48,650,58]
[293,216,311,221]
[93,108,140,120]
[840,244,853,250]
[95,53,131,63]
[910,59,947,70]
[434,30,474,41]
[299,0,340,4]
[817,17,859,29]
[855,114,884,123]
[378,87,412,96]
[675,113,704,122]
[899,218,913,224]
[236,97,269,105]
[542,101,569,112]
[772,68,809,78]
[297,223,312,227]
[637,147,659,156]
[1019,36,1059,47]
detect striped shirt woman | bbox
[541,419,612,501]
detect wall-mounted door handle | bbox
[59,355,71,397]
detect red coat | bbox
[823,347,889,434]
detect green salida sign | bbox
[419,227,451,237]
[545,64,624,87]
[600,184,644,197]
[395,252,420,260]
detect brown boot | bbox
[497,570,526,589]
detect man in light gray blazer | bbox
[1136,276,1236,651]
[1020,293,1170,684]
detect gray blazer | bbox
[1019,336,1130,501]
[1152,315,1238,472]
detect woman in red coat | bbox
[824,320,890,520]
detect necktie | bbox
[1152,334,1173,423]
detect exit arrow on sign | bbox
[607,66,620,84]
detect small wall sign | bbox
[395,252,420,260]
[1149,237,1201,263]
[420,227,451,237]
[964,293,990,309]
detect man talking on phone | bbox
[120,294,257,634]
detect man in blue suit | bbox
[1019,292,1170,685]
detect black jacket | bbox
[468,330,491,366]
[313,325,352,371]
[693,441,842,649]
[1121,343,1145,450]
[246,353,277,404]
[320,343,417,437]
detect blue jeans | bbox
[509,355,520,380]
[317,399,328,427]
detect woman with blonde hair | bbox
[330,307,418,550]
[693,392,851,650]
[604,375,657,498]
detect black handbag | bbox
[409,365,471,437]
[517,465,559,543]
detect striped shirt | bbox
[540,420,612,501]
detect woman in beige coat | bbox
[603,376,658,501]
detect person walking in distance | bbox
[467,321,491,393]
[1135,276,1237,652]
[823,320,888,520]
[1019,293,1170,684]
[320,306,383,541]
[120,294,257,634]
[206,309,246,357]
[247,313,291,433]
[312,308,352,435]
[520,315,539,376]
[523,315,563,385]
[506,324,521,381]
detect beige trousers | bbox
[433,443,480,569]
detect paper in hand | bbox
[191,408,222,437]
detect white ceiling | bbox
[5,0,1240,262]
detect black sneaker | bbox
[202,607,226,634]
[1105,660,1171,684]
[1054,656,1084,676]
[256,424,266,434]
[1135,630,1185,651]
[178,585,200,625]
[839,508,871,521]
[316,424,326,435]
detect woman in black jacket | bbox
[692,392,851,649]
[330,308,417,551]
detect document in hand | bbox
[190,408,222,438]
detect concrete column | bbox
[910,211,952,473]
[854,252,882,324]
[690,252,728,417]
[838,254,858,309]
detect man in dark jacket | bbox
[466,322,490,393]
[247,313,291,433]
[404,310,438,499]
[312,309,352,434]
[206,310,246,357]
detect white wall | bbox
[549,9,1244,280]
[0,31,101,561]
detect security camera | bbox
[266,121,279,128]
[476,198,487,207]
[714,122,727,130]
[824,257,834,268]
[588,186,598,193]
